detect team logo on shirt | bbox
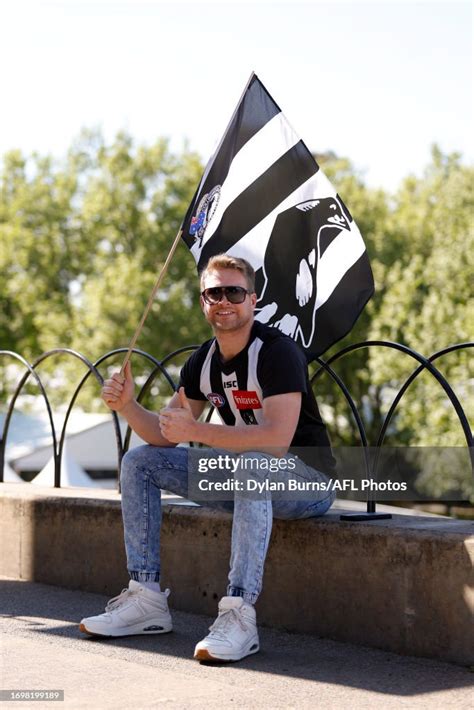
[207,392,226,407]
[232,390,262,410]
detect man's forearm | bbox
[120,400,175,447]
[191,420,288,455]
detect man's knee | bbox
[120,445,162,488]
[120,445,187,488]
[121,444,148,470]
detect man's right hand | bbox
[101,361,135,412]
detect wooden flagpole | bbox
[120,228,183,375]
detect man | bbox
[80,254,335,662]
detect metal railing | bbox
[1,342,473,511]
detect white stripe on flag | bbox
[315,223,366,310]
[194,72,256,201]
[190,112,300,261]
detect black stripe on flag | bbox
[197,141,318,270]
[181,75,281,247]
[310,252,374,357]
[229,75,281,156]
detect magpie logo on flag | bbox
[181,73,374,359]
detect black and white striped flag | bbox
[181,73,374,359]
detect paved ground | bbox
[0,578,472,710]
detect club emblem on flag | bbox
[189,185,221,245]
[180,73,374,359]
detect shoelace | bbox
[208,608,248,639]
[105,588,135,612]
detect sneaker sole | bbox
[194,642,259,662]
[79,622,172,638]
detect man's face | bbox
[200,268,257,333]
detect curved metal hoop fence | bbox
[1,341,472,492]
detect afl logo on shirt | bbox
[207,392,225,408]
[232,390,262,410]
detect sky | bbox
[0,0,472,191]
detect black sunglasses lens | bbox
[226,287,247,303]
[204,288,224,303]
[203,287,247,304]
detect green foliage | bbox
[0,130,209,361]
[367,149,473,449]
[0,131,213,412]
[1,137,472,499]
[312,148,473,500]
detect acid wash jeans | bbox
[120,445,335,605]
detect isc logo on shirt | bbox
[232,390,262,410]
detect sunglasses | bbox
[201,286,251,305]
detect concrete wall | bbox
[1,482,473,666]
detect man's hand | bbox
[158,387,196,443]
[101,362,135,412]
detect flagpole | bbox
[120,228,183,375]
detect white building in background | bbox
[31,443,102,488]
[3,460,23,483]
[1,411,146,488]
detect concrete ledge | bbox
[1,482,473,666]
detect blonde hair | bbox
[200,254,256,292]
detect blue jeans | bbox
[120,445,335,605]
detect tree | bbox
[1,138,472,499]
[0,150,78,355]
[0,131,208,409]
[366,148,473,499]
[68,130,210,360]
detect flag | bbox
[180,73,374,359]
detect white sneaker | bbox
[79,580,173,637]
[194,596,260,662]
